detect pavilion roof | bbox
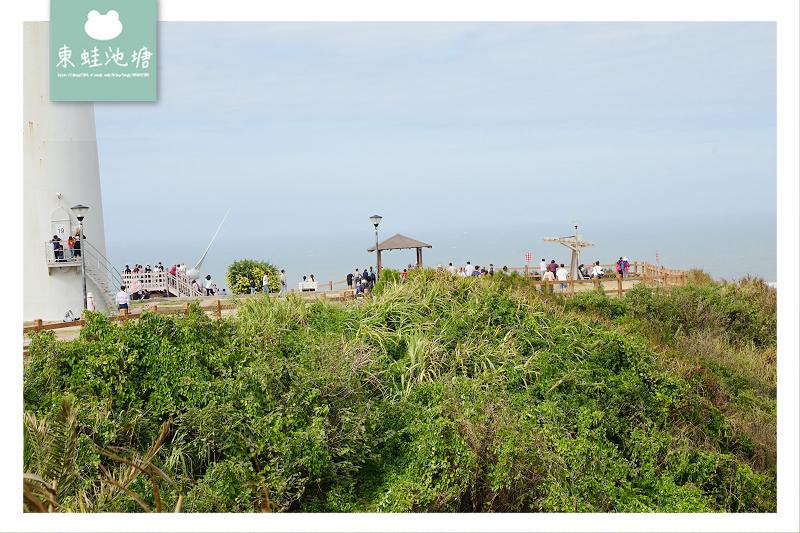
[367,233,432,252]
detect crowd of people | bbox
[247,269,288,296]
[109,255,633,312]
[340,256,632,297]
[346,267,377,294]
[432,256,633,292]
[119,260,224,303]
[50,227,83,262]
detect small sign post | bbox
[656,251,660,280]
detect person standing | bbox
[346,271,354,289]
[279,269,287,297]
[540,258,547,277]
[204,275,213,296]
[447,263,456,275]
[591,261,604,279]
[250,278,256,295]
[115,285,129,311]
[72,227,82,258]
[130,278,139,300]
[50,235,62,261]
[86,292,96,312]
[556,263,569,292]
[262,272,270,294]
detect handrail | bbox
[82,239,124,291]
[167,271,206,298]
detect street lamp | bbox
[71,204,89,310]
[572,220,580,280]
[370,215,382,282]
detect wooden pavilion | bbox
[367,233,432,271]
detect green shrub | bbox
[225,258,280,295]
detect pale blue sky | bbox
[96,22,776,225]
[91,21,778,283]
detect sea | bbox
[104,211,777,293]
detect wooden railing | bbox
[23,302,236,356]
[120,271,205,298]
[287,262,686,296]
[493,261,687,298]
[24,262,686,345]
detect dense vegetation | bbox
[23,269,777,512]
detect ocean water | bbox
[104,211,776,292]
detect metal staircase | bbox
[82,240,123,310]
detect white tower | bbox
[23,22,112,321]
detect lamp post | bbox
[572,220,580,280]
[369,214,382,282]
[71,204,89,310]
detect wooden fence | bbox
[497,261,687,298]
[23,301,233,335]
[300,261,686,294]
[23,262,685,354]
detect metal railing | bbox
[43,240,81,265]
[42,239,123,308]
[82,240,124,295]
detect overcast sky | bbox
[93,21,777,251]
